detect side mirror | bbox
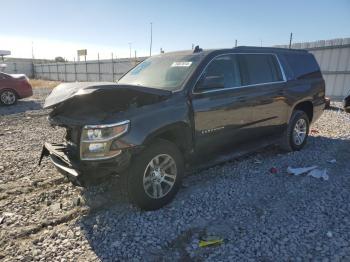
[196,75,225,91]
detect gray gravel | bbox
[1,91,350,261]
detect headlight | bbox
[81,121,129,141]
[80,120,130,160]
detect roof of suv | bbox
[160,46,308,57]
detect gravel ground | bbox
[1,90,350,261]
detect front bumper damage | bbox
[39,142,132,186]
[39,82,170,186]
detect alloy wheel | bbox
[1,90,16,105]
[143,154,177,199]
[293,118,307,145]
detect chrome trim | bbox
[193,81,286,94]
[192,52,287,95]
[80,150,122,161]
[50,156,79,177]
[81,120,130,142]
[80,120,130,161]
[81,136,122,143]
[84,120,130,129]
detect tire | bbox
[127,139,184,210]
[0,89,17,106]
[279,110,310,152]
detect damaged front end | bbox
[40,82,171,186]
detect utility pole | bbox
[289,32,293,49]
[128,42,132,59]
[150,22,153,56]
[235,40,238,47]
[31,41,35,60]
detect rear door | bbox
[237,53,287,138]
[191,54,254,153]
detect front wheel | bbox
[0,89,17,105]
[279,110,310,152]
[127,139,184,210]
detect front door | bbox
[191,54,254,154]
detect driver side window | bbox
[203,55,241,90]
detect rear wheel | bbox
[127,139,183,210]
[280,110,310,152]
[0,89,17,105]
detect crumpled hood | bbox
[44,82,172,126]
[44,82,172,109]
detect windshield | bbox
[118,53,202,91]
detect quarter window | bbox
[238,54,283,85]
[283,53,322,80]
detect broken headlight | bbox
[80,120,130,160]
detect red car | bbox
[0,72,33,105]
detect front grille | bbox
[65,127,81,158]
[65,128,81,145]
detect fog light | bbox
[88,143,106,153]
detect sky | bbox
[1,0,349,60]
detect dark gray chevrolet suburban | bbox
[40,46,326,210]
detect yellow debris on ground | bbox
[199,238,224,248]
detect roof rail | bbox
[234,46,308,53]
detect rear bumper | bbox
[312,101,325,124]
[17,82,33,99]
[40,142,132,186]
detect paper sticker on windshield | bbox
[171,62,192,67]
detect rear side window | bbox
[284,53,322,80]
[238,54,283,85]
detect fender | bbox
[117,94,193,152]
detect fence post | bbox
[32,62,35,79]
[48,64,51,80]
[14,63,17,74]
[56,63,59,81]
[74,58,77,81]
[98,53,101,81]
[64,62,67,82]
[114,55,117,81]
[85,56,88,81]
[111,53,114,82]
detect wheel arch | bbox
[291,100,313,123]
[143,122,193,158]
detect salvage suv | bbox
[40,46,325,210]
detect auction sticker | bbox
[171,61,192,67]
